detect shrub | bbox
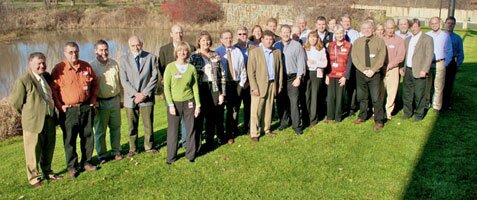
[161,0,224,24]
[0,99,21,140]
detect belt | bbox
[432,59,444,63]
[98,96,117,101]
[69,102,90,107]
[268,80,275,83]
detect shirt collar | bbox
[262,45,273,53]
[30,70,42,81]
[65,60,82,71]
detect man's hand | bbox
[292,78,301,87]
[252,89,260,96]
[363,70,375,78]
[218,95,224,105]
[339,77,347,86]
[194,107,201,118]
[325,76,329,85]
[134,93,146,104]
[419,71,427,78]
[399,68,405,76]
[168,106,176,115]
[61,105,70,112]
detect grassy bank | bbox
[0,30,475,199]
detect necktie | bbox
[345,31,350,42]
[39,76,54,116]
[135,56,140,71]
[365,38,371,68]
[226,48,234,80]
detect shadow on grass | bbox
[403,62,477,199]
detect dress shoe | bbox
[265,131,277,137]
[295,130,303,136]
[227,138,234,144]
[84,164,97,172]
[99,157,108,165]
[278,125,287,131]
[349,110,356,116]
[48,174,63,181]
[251,137,259,143]
[413,117,423,123]
[114,154,123,161]
[353,118,365,124]
[31,181,43,188]
[146,149,158,154]
[126,151,137,158]
[374,123,384,131]
[68,169,77,179]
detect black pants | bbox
[356,70,384,124]
[327,78,345,122]
[346,65,358,113]
[196,83,225,147]
[225,81,242,139]
[306,71,325,125]
[278,73,302,132]
[60,104,94,170]
[402,67,428,119]
[167,99,197,163]
[443,60,457,109]
[241,86,251,131]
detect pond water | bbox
[0,28,222,98]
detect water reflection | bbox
[0,29,221,98]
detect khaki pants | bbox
[23,117,56,185]
[383,67,400,119]
[432,61,446,110]
[250,81,275,138]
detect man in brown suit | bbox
[9,52,63,188]
[400,18,434,122]
[247,30,283,142]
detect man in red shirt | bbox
[51,41,98,179]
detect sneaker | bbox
[114,154,123,161]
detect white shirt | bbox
[218,46,247,87]
[176,63,189,73]
[426,30,453,66]
[406,31,422,68]
[306,46,328,78]
[300,29,312,43]
[345,29,359,44]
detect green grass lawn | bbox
[1,29,476,199]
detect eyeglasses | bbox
[238,33,247,36]
[65,51,79,55]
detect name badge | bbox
[341,48,347,53]
[388,45,395,49]
[83,71,89,76]
[369,54,376,58]
[332,62,339,68]
[175,74,182,79]
[83,86,88,90]
[188,101,194,109]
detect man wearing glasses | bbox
[51,41,99,179]
[235,26,251,134]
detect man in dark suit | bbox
[120,35,159,158]
[248,30,283,142]
[400,18,434,122]
[10,52,63,187]
[158,25,196,147]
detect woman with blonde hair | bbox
[304,31,327,126]
[163,42,201,164]
[325,24,352,122]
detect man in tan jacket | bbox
[400,18,434,122]
[351,20,387,131]
[9,52,63,188]
[247,30,283,142]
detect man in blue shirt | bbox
[443,16,464,110]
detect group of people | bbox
[9,13,464,187]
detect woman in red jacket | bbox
[325,24,352,122]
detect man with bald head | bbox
[382,19,405,120]
[426,16,453,112]
[158,25,196,147]
[295,15,311,43]
[120,35,159,158]
[351,21,386,131]
[396,18,412,40]
[51,42,98,178]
